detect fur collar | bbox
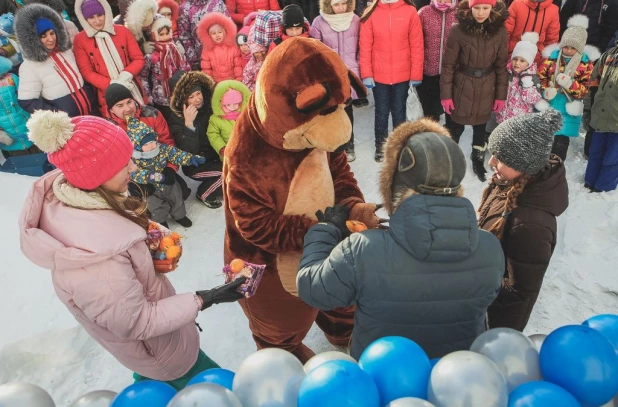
[125,0,158,41]
[456,1,507,38]
[74,0,115,37]
[319,0,356,14]
[15,3,72,62]
[379,119,454,215]
[196,12,237,51]
[169,71,215,118]
[542,43,602,62]
[52,173,112,210]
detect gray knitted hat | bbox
[559,14,588,54]
[488,109,563,174]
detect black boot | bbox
[176,217,193,228]
[471,146,487,182]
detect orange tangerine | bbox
[166,246,182,260]
[230,258,246,273]
[159,236,176,251]
[346,220,368,233]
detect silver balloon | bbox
[470,328,542,391]
[168,383,242,407]
[427,351,508,407]
[527,334,547,352]
[233,348,305,407]
[304,351,357,373]
[0,382,56,407]
[70,390,117,407]
[385,397,437,407]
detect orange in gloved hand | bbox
[230,259,246,273]
[346,220,367,233]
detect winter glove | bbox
[350,202,387,229]
[362,77,375,89]
[316,204,351,239]
[162,167,176,185]
[520,76,534,88]
[0,129,13,146]
[190,155,206,166]
[493,100,506,113]
[219,147,226,157]
[409,80,422,87]
[196,277,247,310]
[111,71,135,90]
[142,41,155,55]
[543,87,558,101]
[149,172,164,183]
[556,73,574,89]
[441,99,455,115]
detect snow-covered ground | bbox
[1,100,617,406]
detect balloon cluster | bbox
[2,314,618,407]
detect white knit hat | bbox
[512,32,539,66]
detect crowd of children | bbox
[0,0,617,221]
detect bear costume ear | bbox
[349,70,368,99]
[295,83,332,114]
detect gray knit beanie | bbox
[488,109,563,174]
[559,14,588,54]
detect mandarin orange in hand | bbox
[159,236,176,251]
[346,220,368,233]
[230,258,246,274]
[166,245,182,260]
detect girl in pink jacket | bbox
[19,111,245,390]
[197,12,243,82]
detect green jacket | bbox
[207,80,251,160]
[590,45,618,133]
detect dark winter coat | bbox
[168,70,219,161]
[554,0,618,49]
[440,2,509,125]
[588,44,618,132]
[478,157,568,331]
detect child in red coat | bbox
[197,12,243,82]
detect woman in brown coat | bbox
[478,109,569,332]
[440,0,508,181]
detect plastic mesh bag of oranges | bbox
[146,221,183,273]
[223,259,266,298]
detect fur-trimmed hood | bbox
[319,0,355,14]
[75,0,115,37]
[169,70,216,118]
[197,12,237,51]
[211,80,251,117]
[125,0,157,41]
[156,0,178,21]
[379,119,460,216]
[456,0,507,38]
[15,3,72,62]
[23,0,68,13]
[541,42,601,62]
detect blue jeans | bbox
[585,131,618,192]
[372,81,409,149]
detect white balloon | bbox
[233,348,305,407]
[385,397,436,407]
[304,351,357,373]
[427,351,508,407]
[70,390,117,407]
[470,328,542,391]
[527,334,547,352]
[168,383,242,407]
[0,382,55,407]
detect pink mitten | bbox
[493,100,506,112]
[441,99,455,115]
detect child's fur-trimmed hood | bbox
[197,12,237,51]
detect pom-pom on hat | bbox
[559,14,589,54]
[512,32,539,66]
[27,111,134,190]
[488,108,563,174]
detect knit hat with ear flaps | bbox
[559,14,588,54]
[489,108,562,174]
[27,111,134,190]
[512,32,539,66]
[126,116,156,147]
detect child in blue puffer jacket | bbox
[0,57,38,159]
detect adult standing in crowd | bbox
[478,109,568,331]
[226,0,280,27]
[177,0,229,70]
[554,0,618,50]
[169,70,224,208]
[16,3,97,116]
[73,0,145,116]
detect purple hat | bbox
[81,0,105,19]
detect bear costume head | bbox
[246,37,367,152]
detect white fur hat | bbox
[151,16,172,40]
[512,32,539,66]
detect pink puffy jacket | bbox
[197,13,243,82]
[19,170,201,381]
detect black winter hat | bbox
[282,4,304,29]
[105,83,134,109]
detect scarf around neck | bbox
[154,41,184,97]
[320,11,355,32]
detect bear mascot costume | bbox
[223,37,380,362]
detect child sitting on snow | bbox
[486,32,545,135]
[538,14,600,160]
[127,117,206,228]
[207,80,251,160]
[197,12,243,82]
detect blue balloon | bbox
[187,368,235,390]
[298,360,379,407]
[540,325,618,406]
[358,336,431,405]
[583,314,618,352]
[111,381,176,407]
[508,381,581,407]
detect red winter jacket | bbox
[226,0,280,25]
[505,0,559,62]
[197,13,243,82]
[359,0,424,84]
[73,25,146,115]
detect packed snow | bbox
[1,100,617,406]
